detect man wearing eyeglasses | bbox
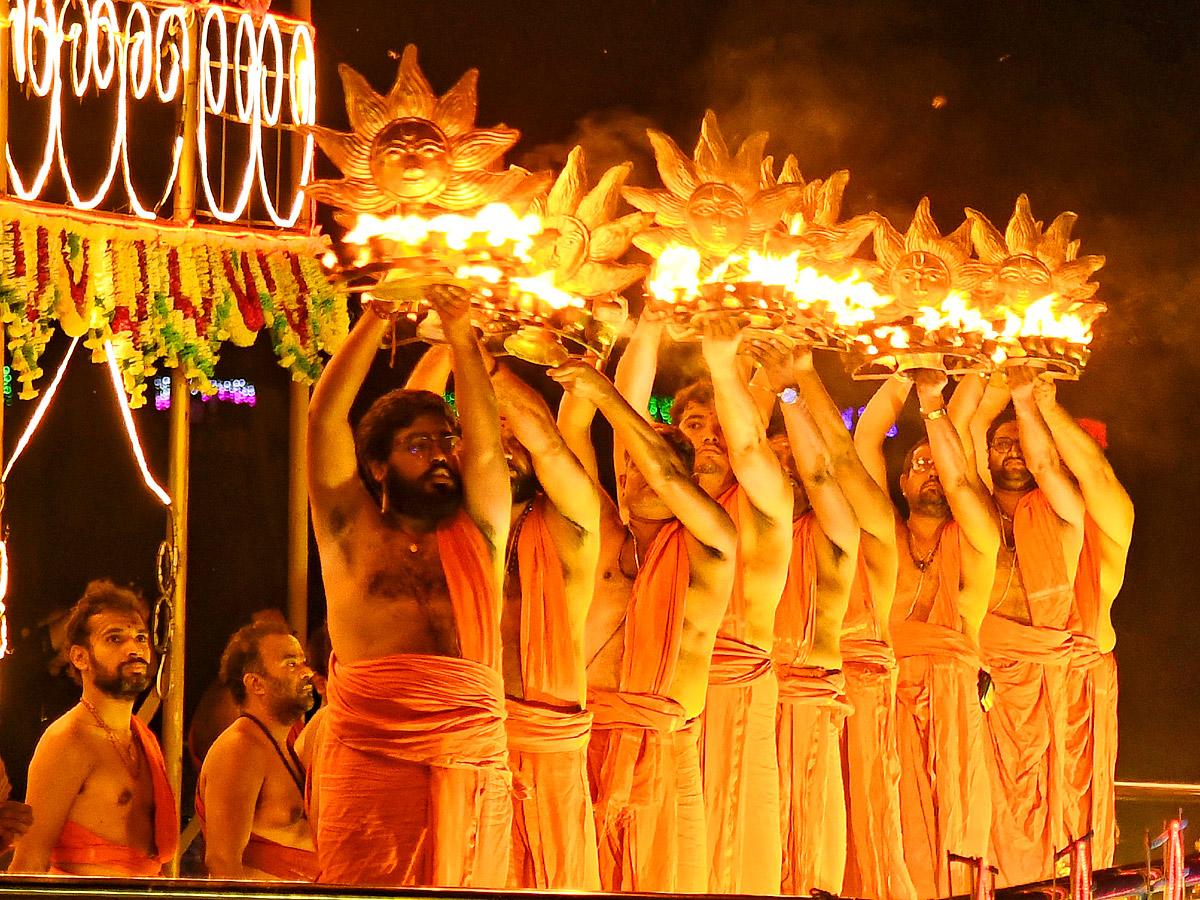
[306,285,512,887]
[969,367,1087,888]
[855,369,998,900]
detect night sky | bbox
[2,0,1198,864]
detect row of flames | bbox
[311,48,1105,377]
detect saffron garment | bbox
[982,490,1076,887]
[587,519,705,893]
[50,716,178,877]
[508,497,598,890]
[774,513,851,897]
[893,522,992,900]
[195,793,319,882]
[841,556,918,900]
[700,485,783,895]
[1062,517,1118,868]
[315,510,512,887]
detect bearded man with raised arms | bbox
[306,285,511,887]
[9,581,176,876]
[549,360,736,894]
[969,368,1088,886]
[855,370,998,899]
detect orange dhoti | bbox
[506,699,599,890]
[980,615,1072,887]
[50,716,178,877]
[587,689,701,893]
[776,664,851,896]
[196,791,318,881]
[700,635,781,894]
[893,620,992,900]
[842,637,917,900]
[315,653,512,887]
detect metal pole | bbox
[162,6,202,876]
[285,0,313,640]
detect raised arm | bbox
[306,306,390,527]
[914,369,998,557]
[556,351,603,483]
[611,312,664,499]
[699,318,793,527]
[550,361,736,561]
[854,374,912,491]
[946,373,988,489]
[1008,366,1086,529]
[8,726,91,873]
[494,364,601,540]
[201,734,266,879]
[1034,377,1133,552]
[969,374,1011,490]
[429,285,511,552]
[404,344,452,393]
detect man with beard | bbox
[1033,377,1131,869]
[855,370,998,899]
[9,580,176,876]
[488,365,601,890]
[968,368,1086,887]
[306,284,511,887]
[617,314,792,894]
[751,337,914,900]
[198,620,317,881]
[548,360,736,895]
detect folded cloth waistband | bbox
[50,821,165,877]
[586,690,686,733]
[979,616,1073,667]
[841,636,896,671]
[774,664,852,712]
[327,652,507,770]
[891,620,982,669]
[708,635,774,686]
[505,697,593,753]
[1069,633,1105,669]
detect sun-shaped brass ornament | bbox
[623,111,801,268]
[493,146,655,365]
[961,194,1105,377]
[305,45,546,216]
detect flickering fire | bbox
[344,203,545,256]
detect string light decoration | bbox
[103,341,171,505]
[6,0,316,226]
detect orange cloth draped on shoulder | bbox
[892,521,991,900]
[507,498,598,890]
[50,716,178,877]
[194,792,319,882]
[1063,516,1118,867]
[587,519,702,893]
[699,485,782,895]
[841,554,917,900]
[982,489,1076,887]
[774,513,851,897]
[315,510,511,888]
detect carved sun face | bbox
[547,216,591,279]
[996,253,1053,309]
[369,118,453,203]
[685,183,750,254]
[890,250,952,310]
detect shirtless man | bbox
[198,621,317,881]
[306,284,511,887]
[549,360,735,894]
[9,580,176,876]
[750,337,914,900]
[855,371,998,899]
[403,346,602,889]
[970,368,1087,886]
[749,342,859,896]
[616,313,792,894]
[1035,378,1131,867]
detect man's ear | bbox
[67,644,88,674]
[243,672,264,699]
[367,459,387,485]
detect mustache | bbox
[425,463,456,479]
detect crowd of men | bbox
[0,285,1132,897]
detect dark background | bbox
[2,0,1197,867]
